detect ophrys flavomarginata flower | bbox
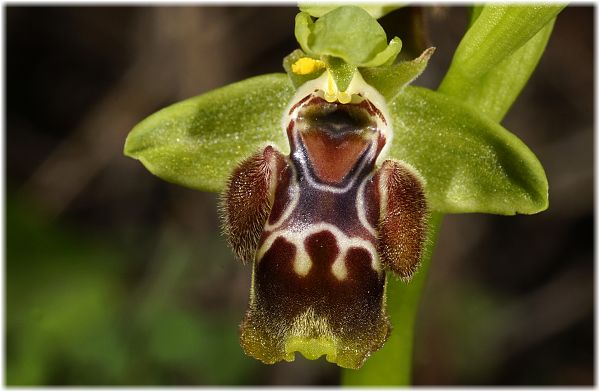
[222,70,427,369]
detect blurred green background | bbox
[6,6,593,386]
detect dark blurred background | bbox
[5,6,593,386]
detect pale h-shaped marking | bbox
[256,222,380,281]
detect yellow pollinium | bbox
[291,57,325,75]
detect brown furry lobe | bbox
[376,160,428,279]
[221,146,286,264]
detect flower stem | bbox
[341,212,443,386]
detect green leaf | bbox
[439,4,565,96]
[389,86,548,215]
[461,18,556,122]
[124,74,294,192]
[361,47,435,101]
[299,3,403,19]
[283,49,325,89]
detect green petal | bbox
[389,86,548,215]
[124,74,294,192]
[439,5,564,97]
[360,36,403,68]
[299,3,403,19]
[307,6,389,65]
[361,47,435,101]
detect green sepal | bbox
[283,49,325,89]
[389,86,548,215]
[361,47,435,101]
[299,3,403,19]
[294,6,401,67]
[311,6,387,64]
[324,56,356,92]
[124,74,294,192]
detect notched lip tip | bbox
[285,336,338,363]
